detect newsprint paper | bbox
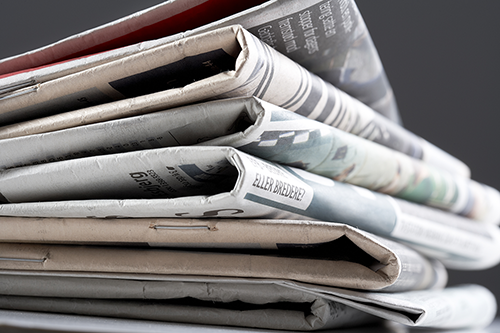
[0,0,401,123]
[0,219,447,292]
[0,25,469,178]
[0,97,493,221]
[0,221,447,291]
[0,146,499,270]
[0,272,495,331]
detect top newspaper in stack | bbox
[0,25,469,179]
[0,0,400,124]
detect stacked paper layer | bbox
[0,0,498,331]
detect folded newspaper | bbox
[0,25,469,178]
[0,97,491,221]
[0,0,400,123]
[1,146,499,269]
[0,2,495,331]
[0,272,495,330]
[0,220,446,292]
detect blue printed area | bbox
[109,49,236,98]
[269,109,305,122]
[245,166,398,236]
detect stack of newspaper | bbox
[0,0,498,331]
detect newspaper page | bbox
[0,26,469,178]
[0,0,400,123]
[0,219,447,292]
[1,312,497,333]
[2,214,493,272]
[0,310,378,333]
[0,236,445,293]
[0,273,379,331]
[0,146,499,269]
[0,97,492,219]
[0,272,495,330]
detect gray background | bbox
[356,0,500,306]
[1,0,499,313]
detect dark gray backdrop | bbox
[356,1,500,307]
[1,0,499,312]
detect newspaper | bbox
[0,226,446,293]
[0,272,495,330]
[1,313,496,333]
[0,0,400,123]
[0,311,404,333]
[0,96,488,217]
[0,26,470,178]
[0,146,499,269]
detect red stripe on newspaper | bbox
[1,0,267,78]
